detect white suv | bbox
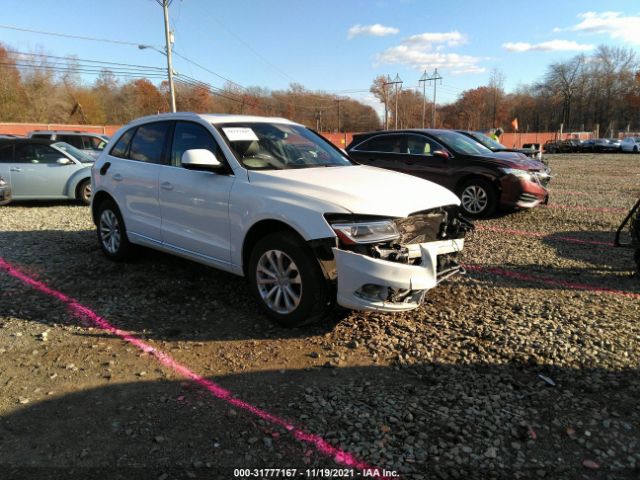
[91,113,469,326]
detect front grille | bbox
[518,193,539,203]
[394,206,471,244]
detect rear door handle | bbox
[160,182,173,191]
[10,167,22,172]
[112,173,123,182]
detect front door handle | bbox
[112,173,123,182]
[160,182,174,191]
[10,167,22,172]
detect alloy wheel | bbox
[461,185,488,214]
[99,209,121,255]
[256,249,302,314]
[82,182,92,203]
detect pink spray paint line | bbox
[546,204,627,214]
[0,257,391,478]
[465,264,640,300]
[475,225,613,247]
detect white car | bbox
[621,137,640,153]
[91,113,469,326]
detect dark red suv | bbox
[346,129,551,217]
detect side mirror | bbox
[56,158,73,165]
[433,150,449,159]
[181,149,222,171]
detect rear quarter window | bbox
[109,129,135,159]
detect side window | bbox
[355,135,406,153]
[58,135,84,149]
[30,134,50,139]
[0,145,13,163]
[129,122,171,164]
[407,135,442,156]
[110,129,135,158]
[87,136,106,151]
[171,122,219,167]
[14,144,65,164]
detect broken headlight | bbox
[331,220,400,245]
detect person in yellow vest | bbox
[491,127,503,142]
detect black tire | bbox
[634,146,638,153]
[248,231,332,327]
[96,199,133,261]
[457,178,498,218]
[76,178,92,205]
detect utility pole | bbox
[419,70,428,128]
[384,74,403,129]
[158,0,176,112]
[425,68,442,128]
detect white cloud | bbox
[403,31,467,47]
[377,47,485,75]
[569,11,640,44]
[347,24,399,40]
[502,39,594,52]
[375,31,484,75]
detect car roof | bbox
[29,130,104,135]
[0,138,58,146]
[123,112,300,128]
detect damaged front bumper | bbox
[332,238,465,312]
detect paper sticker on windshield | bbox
[222,127,259,142]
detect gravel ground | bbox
[0,153,639,479]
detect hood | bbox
[474,151,546,171]
[248,165,460,218]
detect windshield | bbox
[217,122,353,170]
[468,131,505,150]
[431,131,493,156]
[53,142,95,163]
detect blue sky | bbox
[1,0,639,114]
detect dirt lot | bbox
[0,153,639,480]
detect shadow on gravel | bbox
[0,363,638,480]
[3,200,87,208]
[469,262,640,296]
[540,231,633,269]
[0,229,345,342]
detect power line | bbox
[189,4,297,84]
[5,50,167,73]
[0,23,149,47]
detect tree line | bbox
[372,45,640,136]
[2,42,639,136]
[0,44,380,131]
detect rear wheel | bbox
[634,146,638,153]
[76,179,92,205]
[248,232,331,327]
[458,178,497,217]
[96,200,132,261]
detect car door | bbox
[0,144,14,187]
[10,142,77,198]
[106,122,171,245]
[159,121,234,265]
[348,134,407,172]
[400,134,453,187]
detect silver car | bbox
[27,130,109,159]
[0,139,94,204]
[621,137,640,153]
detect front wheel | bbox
[96,200,132,261]
[77,179,92,205]
[248,232,331,327]
[458,178,498,217]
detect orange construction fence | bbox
[0,123,120,137]
[0,123,593,149]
